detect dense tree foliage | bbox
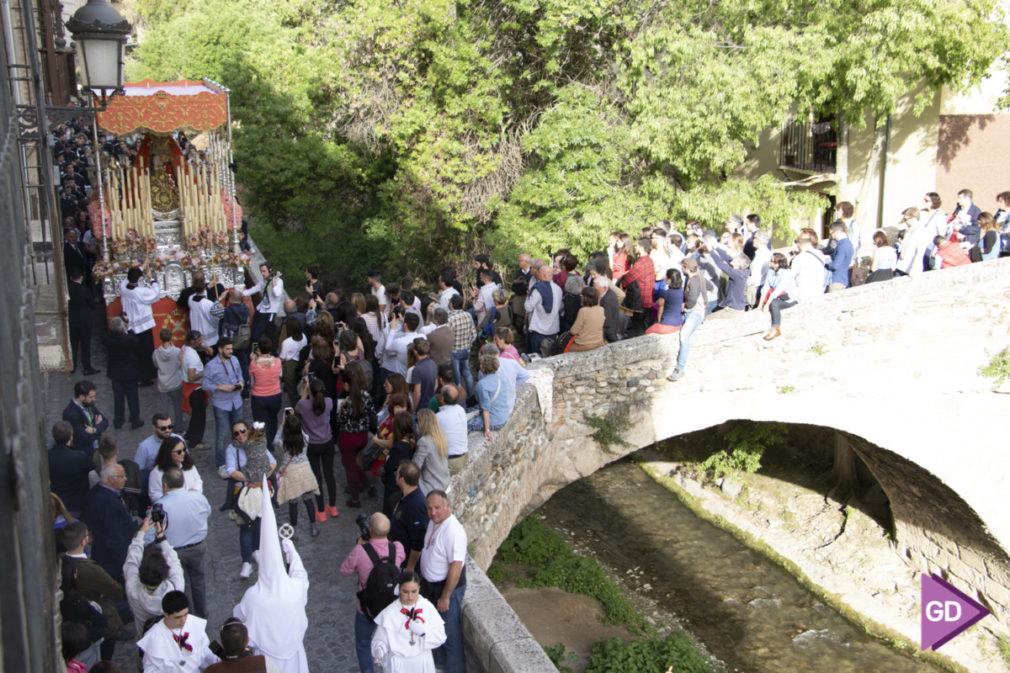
[129,0,1007,284]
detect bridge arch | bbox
[452,260,1010,623]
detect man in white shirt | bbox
[181,332,207,450]
[437,270,460,311]
[382,312,424,377]
[470,268,499,323]
[137,590,218,672]
[187,281,220,348]
[154,467,211,618]
[120,266,160,383]
[524,264,562,355]
[435,385,468,474]
[367,270,387,315]
[419,491,467,673]
[243,263,284,343]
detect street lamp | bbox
[65,0,132,109]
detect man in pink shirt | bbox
[339,513,405,673]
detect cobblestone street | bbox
[45,331,372,672]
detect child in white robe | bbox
[371,571,446,673]
[137,590,218,673]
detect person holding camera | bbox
[124,516,184,636]
[151,466,211,619]
[202,338,246,476]
[339,513,405,673]
[243,263,285,344]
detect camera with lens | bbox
[355,513,370,541]
[150,503,166,524]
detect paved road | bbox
[46,333,373,672]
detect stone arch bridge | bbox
[453,258,1010,671]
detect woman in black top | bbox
[381,411,415,517]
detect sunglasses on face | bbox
[156,424,173,430]
[171,449,186,455]
[233,429,248,437]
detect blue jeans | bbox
[451,349,474,395]
[354,611,376,673]
[239,517,261,563]
[526,331,554,357]
[467,413,503,433]
[433,584,466,673]
[769,295,796,327]
[213,404,244,466]
[676,311,704,372]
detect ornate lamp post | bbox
[65,0,131,109]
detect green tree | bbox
[129,0,1008,285]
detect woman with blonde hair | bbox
[413,409,450,495]
[350,292,367,317]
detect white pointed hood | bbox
[233,484,309,662]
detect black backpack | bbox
[357,544,399,622]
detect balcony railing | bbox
[779,120,837,174]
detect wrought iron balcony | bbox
[779,120,837,174]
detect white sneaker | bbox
[239,562,253,579]
[218,465,231,480]
[251,550,260,565]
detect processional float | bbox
[89,79,250,340]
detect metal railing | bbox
[779,120,838,173]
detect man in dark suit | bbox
[63,228,89,280]
[83,463,137,583]
[62,379,109,454]
[106,317,143,429]
[48,420,95,515]
[68,268,99,375]
[593,275,623,343]
[60,521,126,655]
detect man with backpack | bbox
[339,513,405,673]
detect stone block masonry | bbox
[452,258,1010,672]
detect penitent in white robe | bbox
[371,595,446,673]
[233,482,309,673]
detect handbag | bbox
[357,442,385,470]
[549,331,574,356]
[620,280,642,316]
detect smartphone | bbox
[251,342,259,353]
[284,407,294,416]
[308,372,316,382]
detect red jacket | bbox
[936,241,971,268]
[622,257,655,308]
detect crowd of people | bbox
[47,175,1010,673]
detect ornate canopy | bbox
[96,79,228,135]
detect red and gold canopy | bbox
[97,79,228,135]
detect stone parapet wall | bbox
[458,257,1010,671]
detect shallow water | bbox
[537,459,935,673]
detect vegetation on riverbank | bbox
[490,515,723,672]
[489,515,647,632]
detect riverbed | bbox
[526,459,939,673]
